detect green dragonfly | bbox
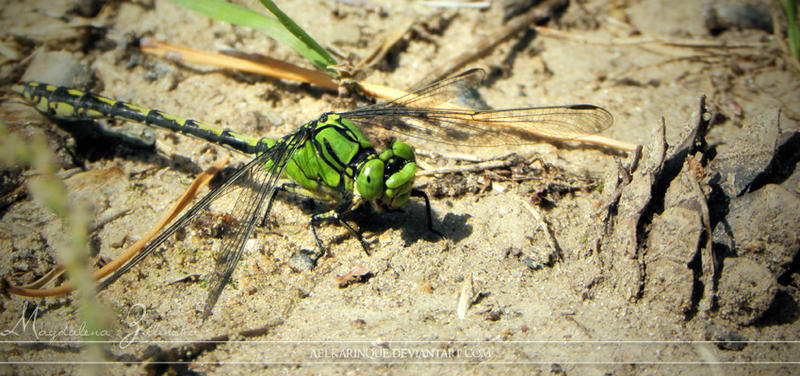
[13,68,612,320]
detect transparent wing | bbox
[340,68,612,150]
[384,68,486,109]
[98,129,307,320]
[96,157,261,292]
[201,130,305,320]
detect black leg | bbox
[260,184,291,227]
[309,204,371,256]
[335,216,370,256]
[410,188,443,237]
[309,212,330,257]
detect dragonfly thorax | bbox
[273,113,417,209]
[355,141,417,209]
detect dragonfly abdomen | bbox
[13,81,264,155]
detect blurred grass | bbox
[0,121,109,371]
[169,0,338,75]
[782,0,799,60]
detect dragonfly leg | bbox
[276,183,369,255]
[267,183,338,226]
[410,188,443,237]
[310,204,371,256]
[308,214,329,256]
[264,184,293,227]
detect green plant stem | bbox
[258,0,338,74]
[782,0,800,60]
[169,0,337,75]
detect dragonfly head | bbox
[356,142,417,208]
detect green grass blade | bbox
[169,0,337,74]
[258,0,339,75]
[782,0,799,60]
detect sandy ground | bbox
[1,0,799,374]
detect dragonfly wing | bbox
[340,68,612,153]
[201,129,307,320]
[96,152,262,293]
[341,105,613,150]
[460,105,613,140]
[383,68,486,109]
[97,128,307,321]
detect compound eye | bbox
[356,159,385,200]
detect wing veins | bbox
[342,105,613,147]
[97,153,265,292]
[201,129,308,320]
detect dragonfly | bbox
[12,68,613,320]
